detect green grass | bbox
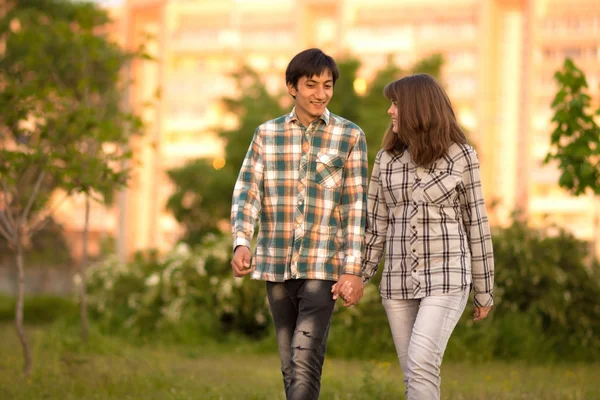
[0,323,598,399]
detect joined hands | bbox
[331,274,364,307]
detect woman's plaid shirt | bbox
[361,143,494,307]
[231,108,368,282]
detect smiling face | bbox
[287,69,333,126]
[387,101,398,133]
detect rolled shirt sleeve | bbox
[460,147,494,307]
[340,128,368,276]
[231,128,264,251]
[361,150,389,285]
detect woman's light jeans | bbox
[382,288,469,400]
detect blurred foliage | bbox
[545,58,600,196]
[329,217,600,363]
[165,161,236,247]
[0,218,72,266]
[327,58,362,124]
[84,235,270,339]
[0,294,77,324]
[166,66,288,244]
[0,0,144,247]
[167,54,443,244]
[359,54,444,163]
[79,217,600,362]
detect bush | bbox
[82,218,600,362]
[84,234,271,341]
[0,294,77,324]
[491,219,600,361]
[329,218,600,363]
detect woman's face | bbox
[387,101,398,133]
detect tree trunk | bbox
[595,196,600,259]
[79,195,90,342]
[15,233,32,376]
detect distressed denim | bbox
[382,288,469,400]
[267,279,336,400]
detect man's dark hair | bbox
[285,48,339,89]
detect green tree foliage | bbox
[327,58,362,124]
[359,57,403,164]
[545,58,600,195]
[166,160,236,246]
[0,0,143,373]
[167,66,287,244]
[359,54,444,164]
[219,66,287,172]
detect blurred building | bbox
[57,0,600,259]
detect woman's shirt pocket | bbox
[422,169,461,205]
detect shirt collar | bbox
[286,107,330,126]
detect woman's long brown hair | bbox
[382,74,467,167]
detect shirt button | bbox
[411,225,416,229]
[413,201,417,206]
[412,249,416,252]
[298,199,303,205]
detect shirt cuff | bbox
[342,254,362,276]
[473,292,494,307]
[233,236,251,252]
[361,274,371,286]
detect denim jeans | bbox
[266,279,336,400]
[382,288,469,400]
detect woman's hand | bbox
[473,306,492,321]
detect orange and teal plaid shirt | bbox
[231,108,368,282]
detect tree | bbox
[56,9,144,344]
[166,66,286,244]
[219,66,287,172]
[166,160,236,246]
[545,58,600,196]
[0,0,142,373]
[358,54,443,165]
[327,58,362,124]
[545,58,600,256]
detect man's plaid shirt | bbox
[231,108,368,282]
[361,143,494,307]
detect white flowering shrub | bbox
[84,234,271,338]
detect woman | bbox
[336,74,494,399]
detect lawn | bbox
[0,324,597,399]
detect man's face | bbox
[287,70,333,126]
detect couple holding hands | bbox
[231,48,494,400]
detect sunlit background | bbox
[55,0,600,262]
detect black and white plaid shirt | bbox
[361,143,494,307]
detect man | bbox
[230,48,367,399]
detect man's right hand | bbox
[231,246,253,277]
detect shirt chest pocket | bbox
[315,152,344,189]
[422,170,460,205]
